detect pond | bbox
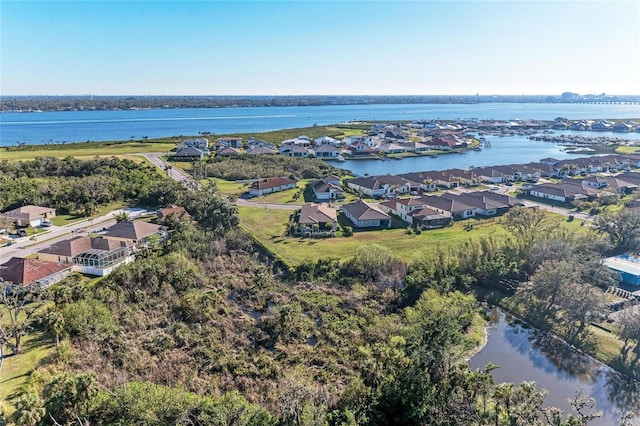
[469,309,640,425]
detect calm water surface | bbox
[2,103,639,145]
[469,310,640,426]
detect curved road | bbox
[141,153,300,210]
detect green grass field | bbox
[615,145,640,154]
[0,141,177,161]
[239,206,587,267]
[239,206,509,266]
[0,307,54,411]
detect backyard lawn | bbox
[239,206,588,267]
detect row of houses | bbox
[527,172,640,203]
[292,187,523,237]
[0,218,170,288]
[345,155,640,199]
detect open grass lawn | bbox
[239,206,511,266]
[210,178,249,196]
[0,142,176,161]
[240,206,590,267]
[50,201,128,227]
[0,305,54,412]
[250,180,311,204]
[615,145,640,154]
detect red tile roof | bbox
[0,257,71,285]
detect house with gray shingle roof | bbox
[340,200,391,228]
[102,220,165,246]
[0,205,56,227]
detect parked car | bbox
[41,220,52,227]
[17,229,27,237]
[491,186,499,190]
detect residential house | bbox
[603,255,640,286]
[396,172,438,192]
[179,138,209,154]
[472,166,515,184]
[314,136,341,147]
[0,257,72,288]
[420,195,477,220]
[346,143,379,157]
[347,175,418,198]
[157,205,189,221]
[281,136,312,148]
[102,220,165,246]
[217,147,243,157]
[528,181,599,203]
[246,146,276,156]
[0,205,56,227]
[279,145,310,157]
[312,144,342,158]
[173,146,204,161]
[71,238,135,276]
[247,138,275,149]
[296,203,338,234]
[217,137,243,149]
[392,196,452,228]
[341,200,391,228]
[378,143,407,154]
[38,235,137,277]
[310,178,344,201]
[248,177,297,197]
[401,141,430,153]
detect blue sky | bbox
[1,1,639,95]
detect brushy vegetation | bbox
[0,156,175,216]
[203,154,346,181]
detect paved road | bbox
[1,208,152,260]
[142,153,299,210]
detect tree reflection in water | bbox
[604,370,640,418]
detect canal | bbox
[469,309,640,425]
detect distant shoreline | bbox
[3,94,640,113]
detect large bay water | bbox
[1,102,639,146]
[470,310,640,426]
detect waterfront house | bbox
[0,205,56,228]
[279,145,310,157]
[401,141,430,153]
[378,143,407,154]
[0,257,72,288]
[341,200,391,228]
[312,144,342,158]
[248,177,297,197]
[247,138,275,149]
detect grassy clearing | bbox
[0,305,55,410]
[615,146,640,154]
[0,141,176,160]
[49,201,128,227]
[240,206,589,267]
[239,206,509,266]
[210,178,249,196]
